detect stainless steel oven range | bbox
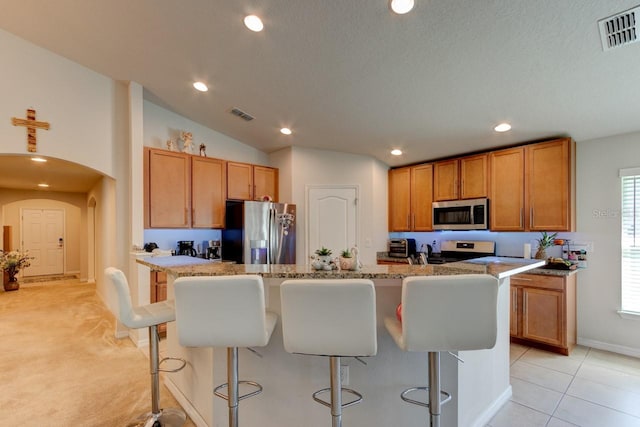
[428,240,496,264]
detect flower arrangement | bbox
[1,250,33,281]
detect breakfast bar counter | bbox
[136,257,544,427]
[137,256,543,280]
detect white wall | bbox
[0,28,115,177]
[143,101,269,165]
[272,146,388,264]
[575,131,640,356]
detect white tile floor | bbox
[486,343,640,427]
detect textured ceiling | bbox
[0,0,639,184]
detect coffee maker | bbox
[206,240,221,260]
[177,240,197,257]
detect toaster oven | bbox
[388,238,417,258]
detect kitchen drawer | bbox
[511,273,563,291]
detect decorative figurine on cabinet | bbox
[199,143,207,157]
[166,139,176,151]
[180,131,193,153]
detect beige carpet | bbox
[0,278,196,427]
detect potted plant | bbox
[535,232,558,260]
[314,247,332,262]
[1,249,33,291]
[339,249,354,271]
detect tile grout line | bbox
[545,347,592,426]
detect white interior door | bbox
[307,186,358,261]
[22,209,64,277]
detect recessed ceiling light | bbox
[193,81,208,92]
[494,123,512,132]
[391,149,403,156]
[280,128,292,135]
[244,15,264,32]
[390,0,415,14]
[31,157,47,163]
[38,183,49,188]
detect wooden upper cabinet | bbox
[389,164,433,232]
[460,154,488,199]
[254,166,279,202]
[227,162,253,200]
[434,154,487,201]
[411,164,434,231]
[227,162,279,201]
[526,138,575,231]
[146,148,190,228]
[388,167,412,231]
[433,159,459,201]
[489,147,525,231]
[191,156,226,228]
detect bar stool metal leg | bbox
[330,356,343,427]
[213,347,264,427]
[428,351,441,427]
[228,347,239,427]
[127,325,187,427]
[150,325,161,418]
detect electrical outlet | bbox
[340,365,349,386]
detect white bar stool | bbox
[105,267,187,427]
[280,279,377,427]
[173,275,277,427]
[385,274,499,427]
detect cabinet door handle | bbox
[530,207,534,228]
[520,208,523,228]
[412,213,415,230]
[184,208,188,225]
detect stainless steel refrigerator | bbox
[222,201,296,264]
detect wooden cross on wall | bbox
[11,108,50,153]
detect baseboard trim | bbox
[164,377,208,427]
[470,385,512,427]
[114,330,129,339]
[577,337,640,358]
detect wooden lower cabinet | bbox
[150,271,168,337]
[510,273,576,355]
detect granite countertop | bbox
[137,256,545,280]
[375,253,583,277]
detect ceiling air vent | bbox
[230,107,254,122]
[598,5,639,51]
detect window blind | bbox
[621,174,640,313]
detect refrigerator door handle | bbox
[267,207,274,265]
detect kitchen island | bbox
[136,257,544,427]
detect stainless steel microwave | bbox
[432,198,489,230]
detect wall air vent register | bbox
[598,5,639,51]
[230,107,255,122]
